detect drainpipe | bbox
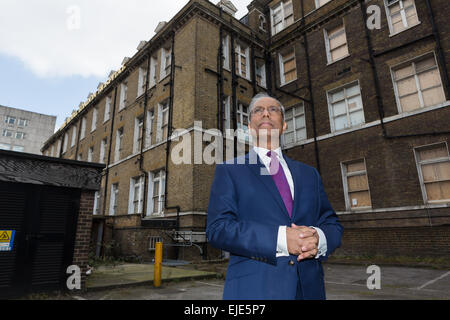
[230,33,238,157]
[250,45,257,96]
[99,86,118,257]
[425,0,449,97]
[164,32,181,231]
[359,0,387,138]
[139,51,153,219]
[218,25,224,133]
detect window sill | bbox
[389,22,421,38]
[326,54,351,66]
[142,213,165,219]
[159,73,171,83]
[280,78,297,87]
[347,206,372,212]
[237,74,251,82]
[426,200,450,205]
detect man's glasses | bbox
[251,106,282,116]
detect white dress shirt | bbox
[253,146,327,259]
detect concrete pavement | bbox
[72,262,450,300]
[85,262,220,291]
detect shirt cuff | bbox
[276,225,289,257]
[311,227,327,259]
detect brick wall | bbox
[334,225,450,257]
[72,190,95,290]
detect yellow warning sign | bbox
[0,231,11,242]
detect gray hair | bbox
[248,92,285,121]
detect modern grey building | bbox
[0,105,56,155]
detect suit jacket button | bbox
[289,260,295,266]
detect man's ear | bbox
[281,121,287,134]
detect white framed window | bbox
[62,132,69,153]
[391,53,446,113]
[259,14,267,32]
[4,116,16,125]
[384,0,420,36]
[15,132,26,140]
[284,104,306,145]
[0,143,10,150]
[137,67,148,97]
[279,50,297,86]
[104,95,111,123]
[91,107,98,132]
[223,96,231,131]
[80,117,87,140]
[119,81,128,111]
[341,159,372,210]
[315,0,331,9]
[110,183,119,216]
[114,127,124,162]
[147,170,166,216]
[222,35,230,70]
[88,146,94,162]
[236,102,250,143]
[100,138,108,164]
[160,47,172,80]
[2,129,13,137]
[71,126,77,147]
[156,101,169,143]
[12,146,24,152]
[235,42,250,80]
[414,142,450,203]
[270,0,294,35]
[256,62,266,88]
[327,81,365,132]
[18,118,28,126]
[93,191,101,215]
[324,23,349,64]
[133,115,144,154]
[145,110,154,148]
[51,145,55,157]
[129,175,145,214]
[149,56,158,87]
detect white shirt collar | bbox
[253,145,283,162]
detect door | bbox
[0,182,81,298]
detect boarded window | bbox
[393,54,445,112]
[415,143,450,202]
[280,50,297,85]
[284,104,306,145]
[271,0,294,35]
[385,0,419,35]
[342,159,372,210]
[325,24,349,63]
[328,82,365,131]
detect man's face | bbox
[249,97,287,147]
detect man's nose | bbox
[261,109,271,117]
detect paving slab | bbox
[86,263,219,291]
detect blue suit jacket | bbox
[206,149,343,300]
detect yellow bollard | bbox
[154,242,163,288]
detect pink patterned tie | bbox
[267,151,293,218]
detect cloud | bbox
[0,0,250,79]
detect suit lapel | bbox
[245,150,291,220]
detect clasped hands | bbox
[286,223,319,262]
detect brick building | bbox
[42,0,450,262]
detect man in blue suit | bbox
[206,93,343,300]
